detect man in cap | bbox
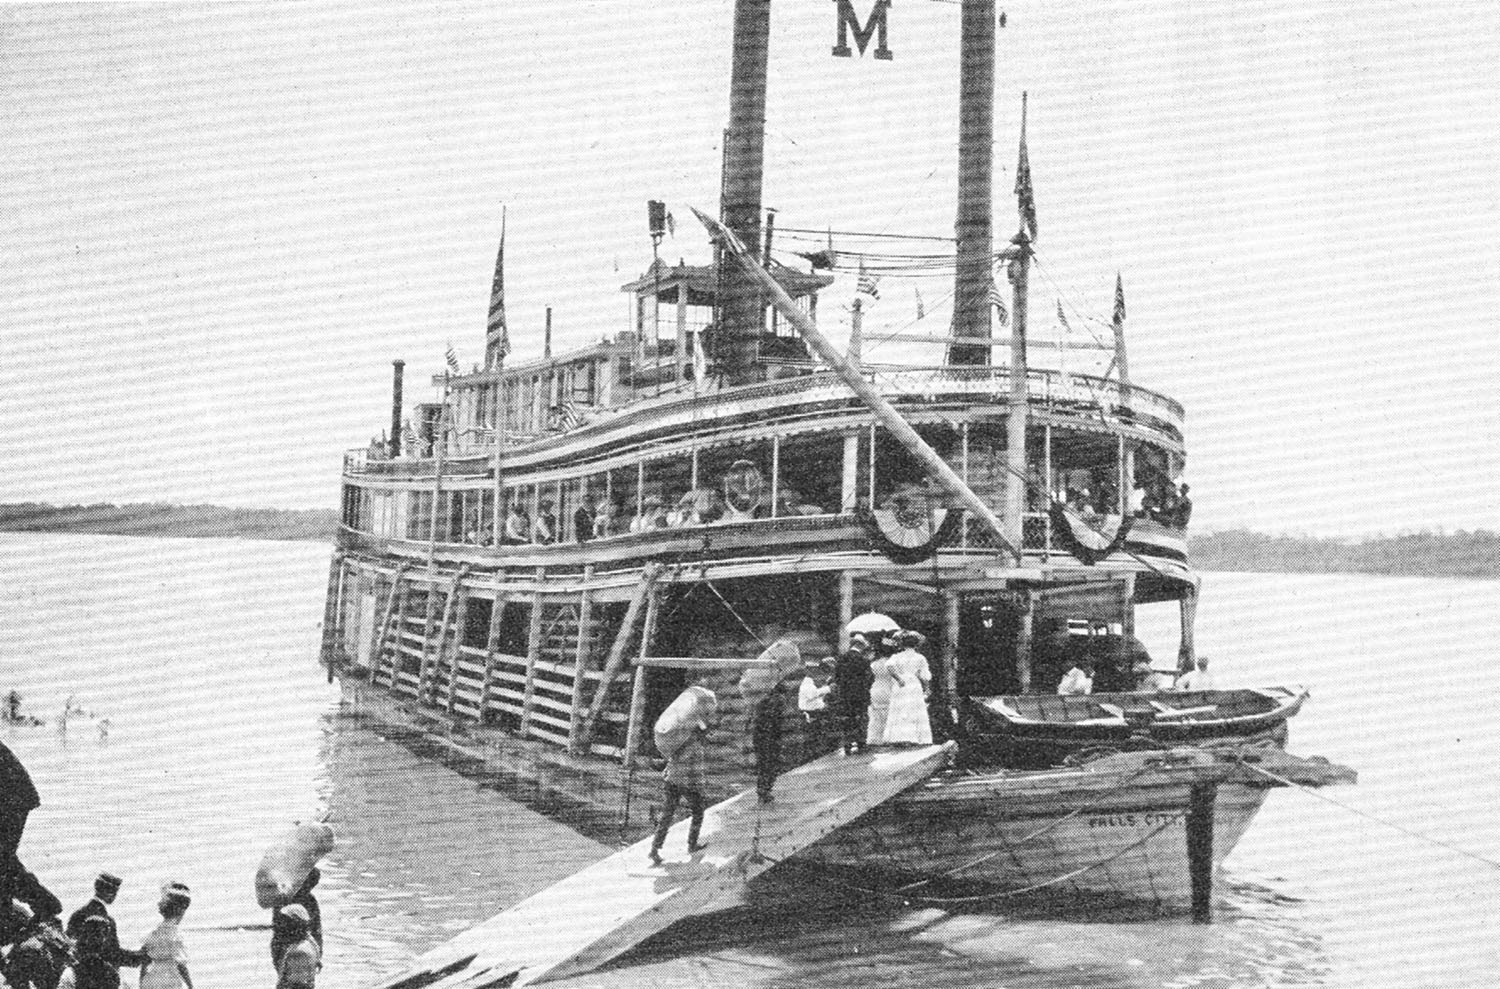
[832,633,875,754]
[66,873,147,973]
[270,868,323,970]
[274,904,320,989]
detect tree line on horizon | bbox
[0,502,1495,579]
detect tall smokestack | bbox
[947,0,996,366]
[718,0,771,384]
[389,359,405,457]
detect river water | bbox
[1,534,1496,988]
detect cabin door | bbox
[957,596,1023,697]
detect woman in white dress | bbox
[865,646,898,746]
[881,631,933,745]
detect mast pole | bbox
[947,0,996,367]
[1004,94,1035,560]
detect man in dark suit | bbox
[66,872,148,972]
[832,634,876,754]
[0,740,61,924]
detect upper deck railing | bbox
[348,363,1183,480]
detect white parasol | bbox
[846,612,900,634]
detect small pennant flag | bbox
[914,285,926,320]
[1016,94,1038,241]
[857,260,880,299]
[445,343,461,375]
[1056,299,1071,333]
[1113,272,1126,326]
[989,281,1009,326]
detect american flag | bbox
[1056,299,1071,333]
[548,401,582,431]
[1113,272,1126,326]
[989,281,1009,326]
[445,343,461,374]
[857,260,880,299]
[1016,95,1038,241]
[486,213,510,364]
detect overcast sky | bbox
[1,1,1495,538]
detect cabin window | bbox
[697,443,770,521]
[776,433,841,516]
[407,491,433,540]
[873,424,960,516]
[1049,430,1121,520]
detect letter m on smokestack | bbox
[832,0,893,61]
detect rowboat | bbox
[960,686,1308,768]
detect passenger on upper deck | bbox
[631,496,669,533]
[1171,484,1192,528]
[776,489,823,517]
[533,501,557,544]
[592,499,619,539]
[572,500,596,543]
[502,505,530,545]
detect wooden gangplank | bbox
[371,742,954,988]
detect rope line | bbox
[782,819,1175,907]
[1239,761,1500,871]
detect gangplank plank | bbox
[370,742,955,988]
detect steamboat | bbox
[320,0,1352,923]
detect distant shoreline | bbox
[1,503,1495,579]
[0,502,335,542]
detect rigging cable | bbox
[1238,760,1500,871]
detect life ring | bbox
[861,500,963,564]
[1049,502,1133,565]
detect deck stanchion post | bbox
[520,591,545,736]
[415,576,441,698]
[319,552,346,676]
[837,572,855,651]
[578,563,663,750]
[480,593,507,724]
[447,581,471,714]
[623,665,650,770]
[1187,781,1218,923]
[566,569,596,752]
[374,568,408,691]
[942,590,960,709]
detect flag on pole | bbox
[989,281,1009,326]
[1113,272,1126,326]
[445,343,461,375]
[486,211,510,366]
[914,286,925,320]
[1016,94,1038,241]
[857,260,880,299]
[1055,298,1071,333]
